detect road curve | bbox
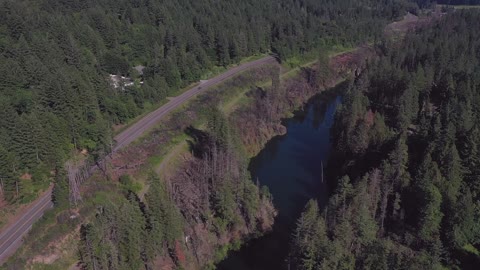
[0,55,277,265]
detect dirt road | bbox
[0,55,277,265]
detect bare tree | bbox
[66,161,82,207]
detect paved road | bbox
[0,188,54,263]
[0,55,277,265]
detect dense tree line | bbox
[0,0,420,203]
[291,10,480,270]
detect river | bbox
[217,90,342,270]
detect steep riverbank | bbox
[158,48,368,269]
[218,87,345,270]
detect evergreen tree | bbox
[0,145,18,202]
[145,174,183,249]
[51,165,69,207]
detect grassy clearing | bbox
[221,89,250,114]
[146,133,190,168]
[222,78,273,114]
[238,53,270,64]
[154,141,190,177]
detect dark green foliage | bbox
[293,10,480,269]
[102,52,130,75]
[78,174,182,270]
[291,200,332,270]
[204,109,259,232]
[145,174,183,249]
[51,166,69,207]
[212,180,237,232]
[207,108,232,149]
[414,154,444,248]
[0,144,18,202]
[118,194,146,269]
[118,174,142,193]
[79,205,123,270]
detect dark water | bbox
[217,93,342,270]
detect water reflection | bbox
[218,91,342,270]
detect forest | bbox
[0,0,419,204]
[291,10,480,270]
[4,0,480,269]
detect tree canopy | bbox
[0,0,418,203]
[292,9,480,270]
